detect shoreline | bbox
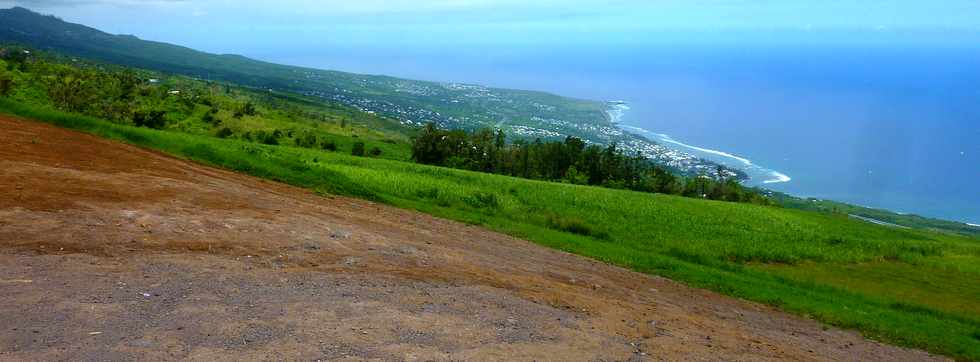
[606,101,792,185]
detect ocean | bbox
[254,43,980,223]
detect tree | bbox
[411,123,446,165]
[407,124,770,205]
[563,166,589,185]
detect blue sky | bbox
[3,0,979,52]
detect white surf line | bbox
[606,102,631,123]
[655,133,754,166]
[620,124,792,184]
[763,171,792,184]
[968,223,980,227]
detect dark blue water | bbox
[255,44,980,223]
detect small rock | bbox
[303,243,321,251]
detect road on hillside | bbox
[0,115,943,361]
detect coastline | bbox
[606,101,792,185]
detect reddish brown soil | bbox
[0,115,943,361]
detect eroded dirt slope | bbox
[0,115,942,361]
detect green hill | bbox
[0,6,741,179]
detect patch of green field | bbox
[3,99,979,360]
[757,259,980,321]
[772,191,980,237]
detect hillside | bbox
[0,114,943,361]
[2,98,980,359]
[0,44,414,161]
[0,6,740,179]
[771,191,980,238]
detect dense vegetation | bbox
[0,46,414,160]
[412,123,771,204]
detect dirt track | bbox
[0,115,942,361]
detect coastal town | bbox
[292,73,744,179]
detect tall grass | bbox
[3,99,979,360]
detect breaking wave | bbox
[619,124,792,185]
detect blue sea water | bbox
[255,44,980,224]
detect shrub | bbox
[202,111,220,126]
[132,110,166,129]
[296,132,318,148]
[351,142,365,156]
[462,191,499,209]
[261,132,279,145]
[242,101,257,116]
[368,146,382,157]
[320,140,337,151]
[546,214,608,240]
[0,73,12,96]
[416,188,439,199]
[215,127,233,138]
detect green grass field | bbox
[3,99,979,360]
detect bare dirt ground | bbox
[0,115,943,361]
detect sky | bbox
[2,0,980,53]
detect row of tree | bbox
[411,123,772,205]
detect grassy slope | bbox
[2,99,979,360]
[773,192,980,237]
[0,54,414,161]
